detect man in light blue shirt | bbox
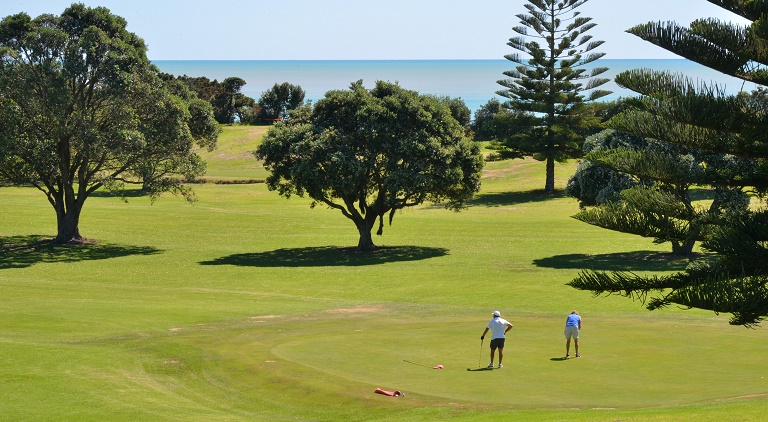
[564,310,582,358]
[480,310,513,369]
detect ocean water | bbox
[154,60,760,113]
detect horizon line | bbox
[150,58,690,61]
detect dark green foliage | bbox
[472,99,505,139]
[255,81,484,251]
[569,0,768,326]
[571,129,752,255]
[437,96,472,132]
[166,74,258,124]
[0,5,219,243]
[497,0,611,192]
[566,130,642,206]
[257,82,306,122]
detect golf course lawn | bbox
[1,126,766,421]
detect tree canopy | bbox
[166,74,257,124]
[0,4,219,243]
[255,81,484,250]
[569,1,768,326]
[257,82,306,122]
[497,0,611,192]
[568,129,751,255]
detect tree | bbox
[568,129,751,255]
[497,0,611,192]
[212,77,249,124]
[167,74,257,124]
[0,5,218,243]
[257,82,306,122]
[566,129,641,207]
[472,98,506,140]
[255,81,484,251]
[437,96,472,133]
[133,76,220,193]
[569,2,768,326]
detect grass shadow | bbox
[0,235,162,270]
[200,245,449,267]
[88,188,149,199]
[470,190,567,207]
[533,250,697,272]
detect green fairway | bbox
[1,126,766,421]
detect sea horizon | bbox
[154,59,759,113]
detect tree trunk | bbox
[671,239,695,256]
[54,202,84,244]
[357,227,376,251]
[544,156,555,193]
[355,216,377,251]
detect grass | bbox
[0,125,766,420]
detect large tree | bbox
[0,5,218,243]
[569,129,751,256]
[497,0,611,192]
[569,1,768,326]
[255,81,484,251]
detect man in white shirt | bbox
[480,310,513,369]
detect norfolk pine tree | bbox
[569,1,768,326]
[570,129,752,256]
[497,0,611,192]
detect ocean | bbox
[153,60,760,113]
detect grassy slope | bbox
[0,125,766,421]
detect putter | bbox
[479,338,483,367]
[467,338,484,370]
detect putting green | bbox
[271,312,768,409]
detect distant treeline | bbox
[160,73,306,125]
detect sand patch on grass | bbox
[324,305,387,314]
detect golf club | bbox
[467,338,487,371]
[478,337,483,368]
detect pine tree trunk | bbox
[545,156,555,193]
[671,239,695,256]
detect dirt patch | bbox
[325,305,387,314]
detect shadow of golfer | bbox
[466,367,495,372]
[550,357,569,361]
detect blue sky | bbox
[0,1,749,60]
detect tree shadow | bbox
[88,188,148,199]
[470,190,567,207]
[200,245,449,267]
[0,235,162,270]
[533,251,697,272]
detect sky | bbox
[0,1,750,61]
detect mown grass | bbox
[0,125,766,421]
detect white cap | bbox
[492,311,500,317]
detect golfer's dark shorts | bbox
[490,338,505,350]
